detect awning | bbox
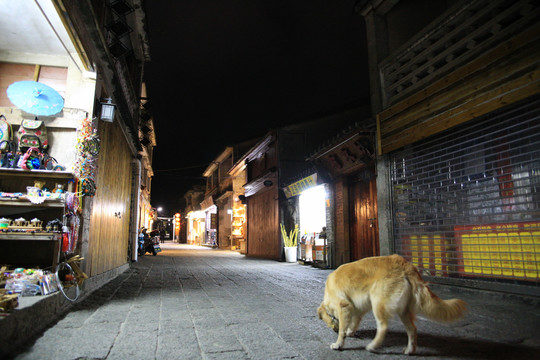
[243,168,277,197]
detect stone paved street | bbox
[8,243,540,360]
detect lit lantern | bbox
[174,213,181,235]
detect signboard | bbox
[283,173,317,198]
[455,222,540,280]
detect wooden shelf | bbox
[0,232,61,241]
[0,168,74,180]
[0,198,64,208]
[0,168,69,269]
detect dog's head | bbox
[317,302,339,332]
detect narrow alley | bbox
[8,244,540,360]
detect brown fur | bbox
[317,254,467,354]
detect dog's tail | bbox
[409,271,467,322]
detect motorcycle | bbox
[138,229,162,256]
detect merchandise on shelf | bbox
[3,267,58,297]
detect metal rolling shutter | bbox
[390,99,540,285]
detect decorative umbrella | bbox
[6,81,64,116]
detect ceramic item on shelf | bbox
[30,218,43,228]
[0,217,11,228]
[14,217,27,227]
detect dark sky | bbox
[143,0,370,216]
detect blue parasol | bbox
[6,81,64,116]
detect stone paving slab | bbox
[6,243,540,359]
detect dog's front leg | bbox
[331,301,353,350]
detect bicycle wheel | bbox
[55,261,80,302]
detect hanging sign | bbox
[283,173,318,198]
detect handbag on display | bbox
[0,115,15,152]
[0,115,19,168]
[18,119,49,152]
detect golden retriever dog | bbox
[317,254,466,354]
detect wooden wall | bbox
[246,186,280,259]
[377,23,540,155]
[87,120,132,276]
[0,62,67,106]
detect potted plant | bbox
[281,224,298,262]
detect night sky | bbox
[143,0,370,216]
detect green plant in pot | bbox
[281,224,299,262]
[281,223,298,248]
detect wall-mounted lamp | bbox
[100,98,116,122]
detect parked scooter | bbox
[138,229,162,256]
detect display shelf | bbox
[0,198,64,207]
[0,232,61,241]
[0,232,61,269]
[0,169,71,269]
[0,168,74,180]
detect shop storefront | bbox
[390,99,540,287]
[231,197,247,252]
[306,128,376,268]
[284,174,331,267]
[186,210,205,245]
[203,205,217,247]
[215,193,233,249]
[200,196,218,247]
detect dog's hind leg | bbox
[399,310,417,355]
[366,302,389,352]
[330,301,354,350]
[349,312,363,337]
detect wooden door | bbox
[349,170,379,261]
[87,121,132,276]
[246,187,279,259]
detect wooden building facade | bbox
[0,1,151,281]
[62,0,151,277]
[307,122,377,267]
[358,0,540,295]
[242,110,369,260]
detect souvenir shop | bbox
[200,196,218,247]
[1,80,98,304]
[284,174,331,267]
[186,210,205,245]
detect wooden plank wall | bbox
[87,120,132,276]
[377,23,540,155]
[246,186,280,259]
